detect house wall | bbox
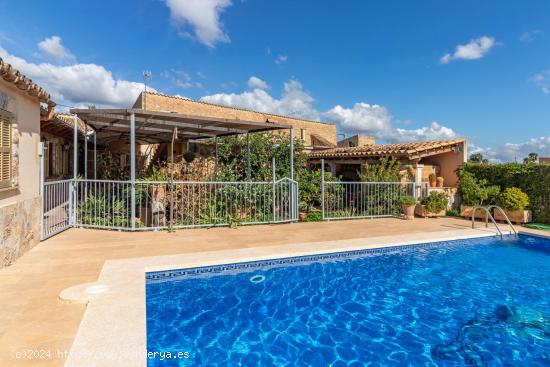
[420,143,467,187]
[134,92,337,150]
[337,135,376,147]
[0,79,41,268]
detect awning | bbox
[70,108,290,144]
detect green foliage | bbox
[461,163,550,223]
[298,168,339,212]
[357,157,403,182]
[420,191,447,213]
[446,208,461,217]
[78,193,131,227]
[305,211,322,222]
[399,195,416,206]
[497,187,529,211]
[524,223,550,231]
[469,153,489,164]
[458,171,500,206]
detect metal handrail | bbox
[471,206,504,238]
[487,205,518,238]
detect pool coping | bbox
[64,228,536,367]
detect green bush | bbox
[420,191,447,213]
[461,163,550,223]
[446,208,460,217]
[458,171,500,206]
[399,195,416,206]
[305,211,322,222]
[497,187,529,211]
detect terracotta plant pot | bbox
[415,204,445,218]
[299,212,307,221]
[494,209,532,224]
[402,205,415,220]
[149,186,166,200]
[460,205,489,220]
[436,177,444,187]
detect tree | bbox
[523,152,538,164]
[469,153,488,164]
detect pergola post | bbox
[246,132,251,180]
[93,131,97,180]
[83,124,88,179]
[72,114,78,225]
[130,113,136,230]
[214,137,218,177]
[289,127,294,180]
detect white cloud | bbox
[520,30,543,43]
[275,54,288,64]
[247,76,269,90]
[162,69,203,89]
[471,137,550,163]
[38,36,75,61]
[529,70,550,94]
[0,47,147,108]
[164,0,232,47]
[201,79,320,120]
[440,36,498,64]
[325,103,391,136]
[202,77,459,143]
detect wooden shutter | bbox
[0,109,13,189]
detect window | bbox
[300,128,306,141]
[0,109,13,189]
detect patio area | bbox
[1,217,544,366]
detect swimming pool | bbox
[146,234,550,366]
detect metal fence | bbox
[41,178,298,237]
[321,181,423,220]
[41,180,72,239]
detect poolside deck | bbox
[0,217,545,366]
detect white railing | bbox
[41,180,72,239]
[69,178,298,231]
[322,181,425,220]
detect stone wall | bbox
[134,92,338,149]
[0,196,40,268]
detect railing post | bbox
[72,114,78,225]
[130,113,136,230]
[39,142,45,239]
[272,156,276,223]
[321,159,325,220]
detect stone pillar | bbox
[415,164,424,198]
[327,162,337,176]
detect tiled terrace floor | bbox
[0,217,545,366]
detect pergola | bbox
[70,108,294,180]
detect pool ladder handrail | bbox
[471,205,518,239]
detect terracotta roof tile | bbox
[0,58,55,106]
[308,139,465,159]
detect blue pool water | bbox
[146,235,550,366]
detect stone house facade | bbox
[0,58,55,268]
[133,92,337,150]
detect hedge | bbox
[461,163,550,223]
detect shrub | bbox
[497,187,529,211]
[305,211,322,222]
[420,192,447,213]
[446,208,460,217]
[358,157,406,182]
[399,195,416,206]
[458,171,500,206]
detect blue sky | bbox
[0,0,549,161]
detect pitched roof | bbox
[0,58,55,106]
[140,91,333,126]
[308,139,465,160]
[41,109,92,139]
[311,133,335,148]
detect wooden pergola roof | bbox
[308,139,465,161]
[70,108,290,144]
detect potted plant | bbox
[494,187,532,224]
[436,176,444,187]
[458,171,500,219]
[415,191,447,217]
[428,173,437,188]
[399,195,416,220]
